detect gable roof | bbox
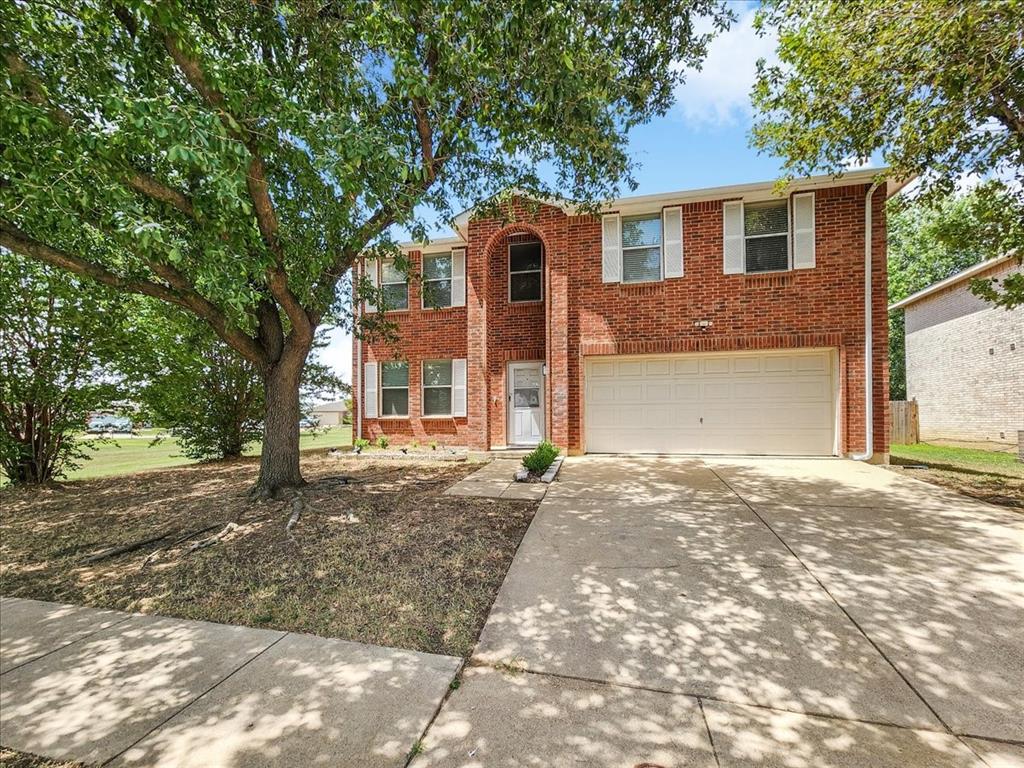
[395,168,909,252]
[888,254,1019,311]
[437,168,907,244]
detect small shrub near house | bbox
[523,441,560,475]
[376,435,390,449]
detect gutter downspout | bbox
[852,180,883,461]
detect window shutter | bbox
[601,214,621,283]
[364,258,379,313]
[364,362,378,418]
[452,358,467,417]
[451,247,466,307]
[722,201,744,275]
[662,206,683,278]
[792,192,815,269]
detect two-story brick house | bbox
[354,169,902,460]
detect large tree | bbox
[1,0,729,496]
[751,0,1024,307]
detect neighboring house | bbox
[310,400,350,427]
[354,169,903,460]
[890,255,1023,445]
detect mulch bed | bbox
[0,455,538,658]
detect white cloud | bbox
[673,3,779,127]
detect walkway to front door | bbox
[507,361,544,446]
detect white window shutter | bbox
[662,206,683,278]
[451,248,466,307]
[364,362,378,418]
[452,359,467,417]
[722,201,744,275]
[364,258,379,313]
[601,214,621,283]
[792,192,816,269]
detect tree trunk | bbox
[252,348,307,498]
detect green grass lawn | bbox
[890,442,1024,478]
[64,426,352,481]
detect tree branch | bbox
[161,31,313,340]
[990,86,1024,141]
[0,221,268,367]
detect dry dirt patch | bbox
[0,455,536,657]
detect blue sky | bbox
[320,1,789,387]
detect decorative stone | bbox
[514,468,530,482]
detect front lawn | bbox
[888,443,1023,508]
[0,454,535,657]
[63,426,352,480]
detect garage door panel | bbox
[674,382,700,400]
[732,356,761,374]
[703,358,731,374]
[646,382,672,401]
[674,359,700,376]
[585,350,835,455]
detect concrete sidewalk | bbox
[0,597,461,767]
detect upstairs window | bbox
[621,215,662,283]
[744,201,789,273]
[509,242,542,302]
[380,259,409,310]
[380,361,409,416]
[422,253,453,309]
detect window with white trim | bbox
[380,361,409,416]
[380,259,408,310]
[509,242,542,302]
[621,214,662,283]
[744,200,789,273]
[422,360,453,416]
[422,253,453,309]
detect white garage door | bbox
[585,349,836,455]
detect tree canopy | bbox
[1,0,730,492]
[752,0,1023,306]
[886,182,1021,399]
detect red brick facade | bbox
[356,178,890,458]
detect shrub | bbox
[429,441,438,451]
[376,435,390,449]
[522,441,559,474]
[354,438,370,449]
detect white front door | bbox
[508,362,544,446]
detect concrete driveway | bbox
[414,456,1024,768]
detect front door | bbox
[508,362,544,446]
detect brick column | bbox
[466,220,492,450]
[547,219,570,448]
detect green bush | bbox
[522,441,559,474]
[376,435,390,449]
[354,438,370,449]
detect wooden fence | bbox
[889,400,920,445]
